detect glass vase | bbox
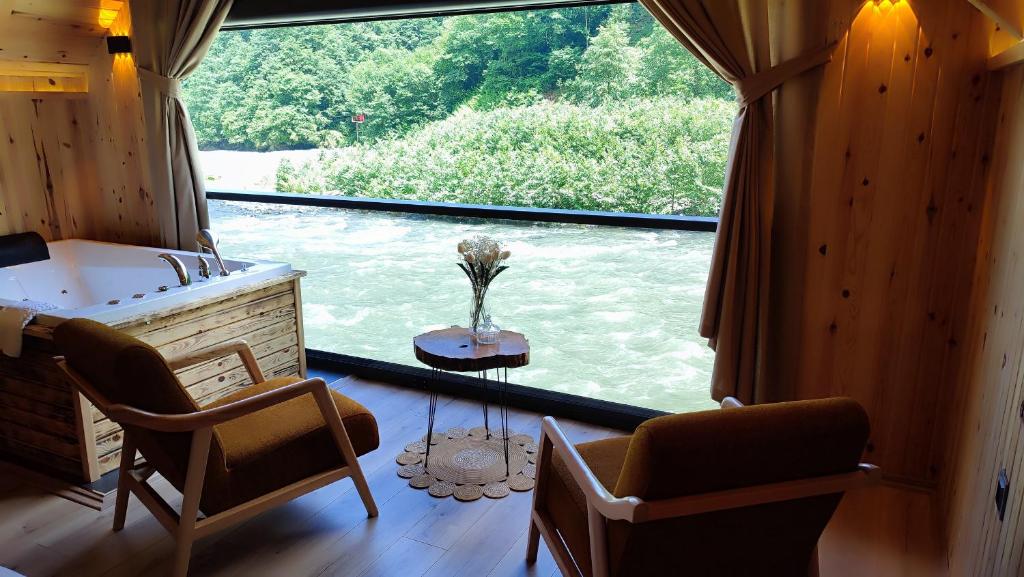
[469,295,500,344]
[470,294,486,334]
[476,313,500,345]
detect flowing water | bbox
[209,200,717,413]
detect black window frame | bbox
[204,0,723,431]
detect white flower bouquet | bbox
[457,236,511,341]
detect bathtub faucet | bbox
[196,229,230,277]
[158,253,191,287]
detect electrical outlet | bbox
[995,468,1009,522]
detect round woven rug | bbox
[396,426,538,500]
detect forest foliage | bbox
[182,4,735,216]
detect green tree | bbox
[563,22,643,105]
[345,47,443,141]
[637,26,733,100]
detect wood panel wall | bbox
[0,94,98,240]
[83,3,159,246]
[939,41,1024,577]
[770,0,1000,486]
[0,1,154,245]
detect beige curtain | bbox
[639,0,830,403]
[132,0,233,250]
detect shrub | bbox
[275,97,734,217]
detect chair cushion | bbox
[199,376,379,514]
[545,436,631,577]
[205,376,379,468]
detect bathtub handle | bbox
[197,255,212,280]
[158,253,192,287]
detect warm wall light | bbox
[107,36,132,55]
[97,8,119,28]
[870,0,905,16]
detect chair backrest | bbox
[608,397,869,576]
[54,318,202,488]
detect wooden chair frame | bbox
[56,340,378,577]
[526,397,881,577]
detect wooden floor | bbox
[0,376,947,577]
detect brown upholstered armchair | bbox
[53,318,379,577]
[527,397,879,577]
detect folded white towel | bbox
[0,300,57,358]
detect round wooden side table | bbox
[413,327,530,478]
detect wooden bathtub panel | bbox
[0,390,75,427]
[0,420,79,460]
[0,404,77,438]
[0,437,82,477]
[152,306,296,359]
[125,286,295,347]
[175,332,298,386]
[116,279,296,336]
[0,374,73,410]
[0,274,306,483]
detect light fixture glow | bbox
[97,8,119,28]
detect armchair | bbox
[527,397,879,577]
[53,318,379,577]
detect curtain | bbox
[132,0,233,250]
[638,0,831,403]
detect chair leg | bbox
[172,428,213,577]
[526,517,541,563]
[112,430,136,531]
[808,545,821,577]
[587,501,610,577]
[352,467,379,518]
[527,431,552,564]
[313,386,378,518]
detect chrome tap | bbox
[158,253,191,287]
[196,229,230,277]
[197,255,212,279]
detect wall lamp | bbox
[107,36,132,55]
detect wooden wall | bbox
[84,3,159,246]
[0,95,97,240]
[0,1,155,245]
[939,34,1024,577]
[770,0,1000,487]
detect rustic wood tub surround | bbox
[0,272,307,483]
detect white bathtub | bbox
[0,239,293,326]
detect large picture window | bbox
[187,2,732,413]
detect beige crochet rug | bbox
[396,426,538,500]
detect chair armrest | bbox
[166,340,265,383]
[109,376,329,432]
[720,396,744,409]
[542,417,880,525]
[58,357,327,433]
[632,463,881,522]
[541,417,642,522]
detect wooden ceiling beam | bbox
[988,40,1024,70]
[968,0,1024,40]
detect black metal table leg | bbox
[424,368,439,472]
[481,369,490,440]
[501,367,510,478]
